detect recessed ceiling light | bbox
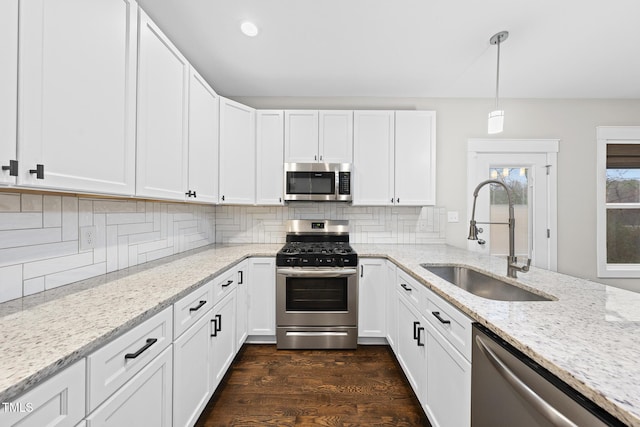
[240,21,259,37]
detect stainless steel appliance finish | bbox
[284,163,352,201]
[472,324,624,427]
[276,220,358,349]
[421,264,552,301]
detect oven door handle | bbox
[277,268,358,277]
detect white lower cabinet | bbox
[247,257,276,336]
[0,359,85,427]
[396,294,426,400]
[173,310,213,427]
[423,320,471,427]
[86,346,173,427]
[211,289,237,392]
[358,258,387,338]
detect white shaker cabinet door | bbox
[394,111,436,206]
[358,258,387,338]
[187,68,219,203]
[247,257,276,336]
[0,0,17,185]
[284,110,319,162]
[210,290,237,392]
[18,0,137,194]
[256,110,284,205]
[319,110,353,163]
[136,9,189,201]
[219,97,256,205]
[353,111,395,205]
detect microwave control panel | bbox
[338,172,351,195]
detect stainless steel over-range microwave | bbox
[284,163,352,202]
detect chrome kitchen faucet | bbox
[468,179,531,278]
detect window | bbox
[597,127,640,277]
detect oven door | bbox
[276,267,358,327]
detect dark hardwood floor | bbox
[195,345,431,427]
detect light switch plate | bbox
[447,211,459,223]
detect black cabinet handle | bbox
[2,160,18,176]
[238,270,244,284]
[221,195,225,201]
[279,197,282,203]
[360,265,364,278]
[185,190,197,198]
[417,327,425,346]
[391,198,393,203]
[124,338,157,359]
[396,198,400,203]
[413,321,420,340]
[215,314,221,332]
[29,164,44,179]
[211,318,218,337]
[222,279,233,288]
[189,300,207,312]
[400,283,412,292]
[432,311,451,325]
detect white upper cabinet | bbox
[136,9,189,201]
[284,110,353,163]
[353,111,395,205]
[256,110,284,205]
[219,97,256,205]
[17,0,137,194]
[394,111,436,206]
[284,110,318,162]
[319,110,353,163]
[0,0,17,186]
[187,68,219,203]
[353,110,436,206]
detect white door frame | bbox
[467,139,559,271]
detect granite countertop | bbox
[1,243,639,426]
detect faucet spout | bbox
[468,179,531,278]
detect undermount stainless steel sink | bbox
[421,264,552,302]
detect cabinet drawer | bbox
[1,359,85,427]
[212,267,239,305]
[396,269,422,310]
[424,290,472,361]
[173,281,213,339]
[87,306,173,412]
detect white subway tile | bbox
[0,212,42,231]
[128,245,138,267]
[0,264,22,303]
[106,224,119,273]
[23,252,93,280]
[0,227,61,249]
[0,241,77,268]
[22,194,43,212]
[106,212,146,225]
[62,197,78,241]
[45,262,106,290]
[23,277,45,296]
[93,214,106,263]
[117,235,129,270]
[0,193,21,212]
[43,196,62,227]
[93,200,138,213]
[78,200,93,227]
[117,222,154,236]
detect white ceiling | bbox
[137,0,640,99]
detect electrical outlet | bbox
[447,211,459,223]
[80,226,96,251]
[417,220,429,231]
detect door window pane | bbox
[489,168,529,258]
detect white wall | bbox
[236,96,640,291]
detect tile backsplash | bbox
[0,193,444,303]
[0,193,215,303]
[215,203,445,244]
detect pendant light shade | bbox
[488,31,508,134]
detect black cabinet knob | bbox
[29,164,44,179]
[2,160,18,177]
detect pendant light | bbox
[488,31,509,134]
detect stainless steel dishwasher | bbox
[472,324,624,426]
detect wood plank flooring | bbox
[195,344,431,427]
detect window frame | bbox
[596,126,640,278]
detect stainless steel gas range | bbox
[275,220,358,349]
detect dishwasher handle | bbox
[475,335,578,427]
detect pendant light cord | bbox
[495,37,501,110]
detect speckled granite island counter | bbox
[1,243,639,426]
